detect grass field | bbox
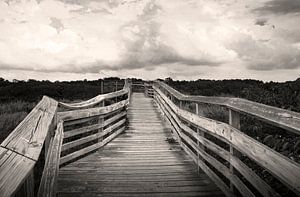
[0,101,36,143]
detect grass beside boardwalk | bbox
[0,77,130,143]
[0,101,36,143]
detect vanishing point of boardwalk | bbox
[57,93,224,197]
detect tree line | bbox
[165,77,300,112]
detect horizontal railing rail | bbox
[0,96,58,197]
[153,81,300,197]
[0,79,130,197]
[59,80,129,109]
[158,81,300,135]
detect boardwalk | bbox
[57,93,223,197]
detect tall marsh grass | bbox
[0,101,36,143]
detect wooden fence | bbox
[153,80,300,197]
[1,79,299,197]
[0,80,130,197]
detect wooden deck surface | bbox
[57,93,224,197]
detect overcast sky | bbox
[0,0,300,81]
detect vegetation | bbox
[165,78,300,196]
[0,77,128,143]
[165,77,300,112]
[165,78,300,161]
[0,101,36,142]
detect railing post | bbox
[98,101,105,142]
[195,103,205,173]
[229,109,240,194]
[45,110,57,158]
[115,81,118,102]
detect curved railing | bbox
[0,80,130,197]
[153,81,300,197]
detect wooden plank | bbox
[58,99,128,121]
[155,86,300,195]
[1,96,58,160]
[64,122,103,139]
[180,131,255,197]
[180,142,233,197]
[229,109,240,193]
[157,81,300,135]
[63,117,95,127]
[64,111,126,138]
[59,80,129,109]
[60,126,125,165]
[62,119,125,151]
[176,113,279,196]
[57,93,223,197]
[38,122,64,197]
[157,95,254,197]
[0,147,35,197]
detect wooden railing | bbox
[130,81,154,98]
[153,81,300,197]
[144,83,154,98]
[0,80,130,197]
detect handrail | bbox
[0,79,131,197]
[153,82,300,197]
[157,81,300,135]
[0,96,58,197]
[59,79,129,109]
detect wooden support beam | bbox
[229,109,241,194]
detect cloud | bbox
[254,18,268,26]
[1,0,300,81]
[254,0,300,15]
[49,17,64,33]
[227,33,300,70]
[112,0,224,70]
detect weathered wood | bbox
[181,141,233,197]
[229,109,240,193]
[0,147,35,197]
[64,111,126,139]
[157,81,300,135]
[38,122,64,197]
[57,93,223,197]
[15,169,34,197]
[59,80,129,109]
[155,85,300,195]
[60,126,125,165]
[1,96,58,160]
[62,118,126,151]
[58,99,129,121]
[63,116,95,126]
[0,96,57,197]
[156,94,255,197]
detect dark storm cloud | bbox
[228,34,300,71]
[254,18,268,26]
[254,0,300,15]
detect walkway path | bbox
[57,93,224,197]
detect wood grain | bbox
[38,122,64,197]
[0,147,35,197]
[1,96,58,160]
[59,80,129,109]
[57,93,224,197]
[155,85,300,195]
[157,81,300,135]
[58,99,128,121]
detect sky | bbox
[0,0,300,81]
